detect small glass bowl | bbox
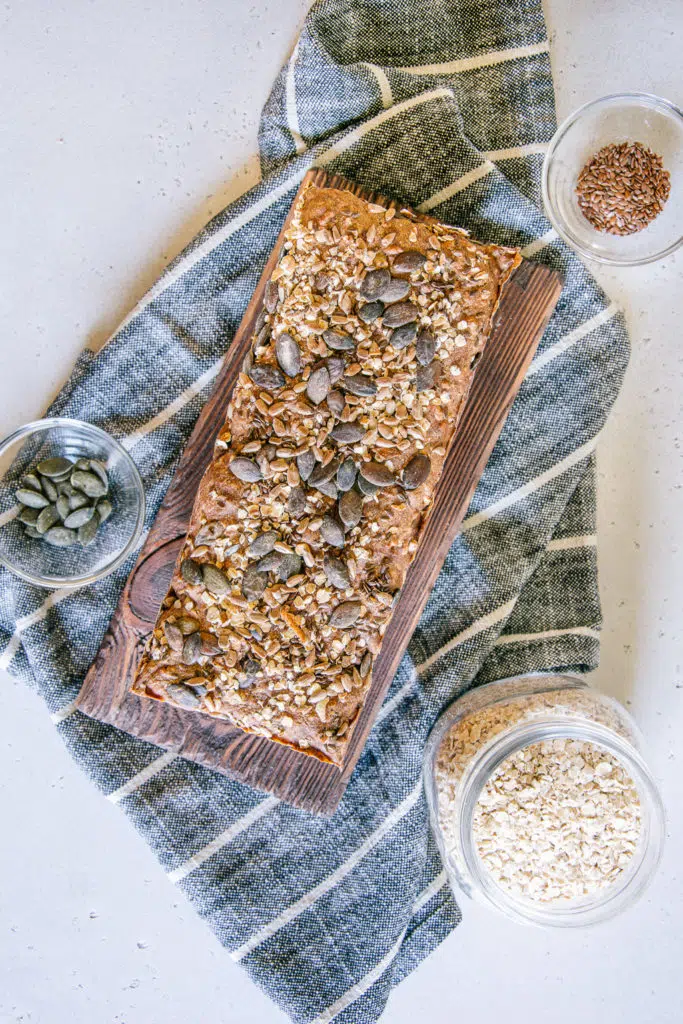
[425,674,665,927]
[0,418,145,589]
[542,92,683,265]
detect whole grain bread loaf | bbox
[131,183,521,766]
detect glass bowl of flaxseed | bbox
[543,93,683,265]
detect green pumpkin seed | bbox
[44,526,78,547]
[296,449,316,481]
[163,620,184,651]
[339,489,363,528]
[287,485,306,518]
[323,555,350,590]
[329,601,362,628]
[360,268,391,301]
[71,470,107,498]
[277,553,302,581]
[320,515,345,548]
[255,551,284,574]
[78,514,100,546]
[51,468,75,483]
[306,366,331,405]
[392,250,427,275]
[202,563,231,596]
[23,524,41,539]
[36,457,73,478]
[16,488,49,509]
[167,683,202,709]
[96,499,113,523]
[41,477,58,502]
[36,504,60,534]
[359,461,395,487]
[309,457,340,488]
[247,531,278,559]
[356,474,378,497]
[242,566,267,602]
[64,505,95,529]
[402,453,431,490]
[22,473,43,493]
[180,558,204,586]
[181,632,203,665]
[17,505,40,525]
[228,457,262,483]
[56,495,71,521]
[89,460,109,491]
[69,490,89,511]
[75,458,91,471]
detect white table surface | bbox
[1,1,682,1021]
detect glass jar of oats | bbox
[424,674,664,927]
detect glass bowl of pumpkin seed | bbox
[0,418,145,588]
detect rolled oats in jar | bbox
[424,674,664,927]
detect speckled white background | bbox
[1,1,682,1022]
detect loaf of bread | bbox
[131,182,521,766]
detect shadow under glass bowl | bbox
[0,418,145,589]
[542,92,683,266]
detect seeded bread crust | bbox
[131,184,521,766]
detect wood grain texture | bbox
[76,169,563,815]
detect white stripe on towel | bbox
[168,796,280,884]
[51,699,79,725]
[547,533,597,552]
[418,162,495,212]
[527,303,620,376]
[112,168,309,336]
[417,599,517,677]
[0,633,22,672]
[483,142,549,161]
[0,588,73,669]
[397,40,550,76]
[232,778,423,961]
[312,930,408,1024]
[374,599,517,725]
[374,675,420,726]
[317,88,453,167]
[493,625,600,646]
[373,538,599,723]
[521,228,558,258]
[361,62,393,108]
[311,870,448,1024]
[0,505,19,528]
[120,360,223,451]
[412,870,449,915]
[285,41,307,155]
[107,751,177,804]
[461,436,598,533]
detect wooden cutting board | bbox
[76,169,563,815]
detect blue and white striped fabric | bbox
[0,2,629,1021]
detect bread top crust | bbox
[131,184,521,765]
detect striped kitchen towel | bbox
[0,1,629,1022]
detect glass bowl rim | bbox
[457,717,665,927]
[0,416,146,589]
[423,674,665,928]
[541,90,683,267]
